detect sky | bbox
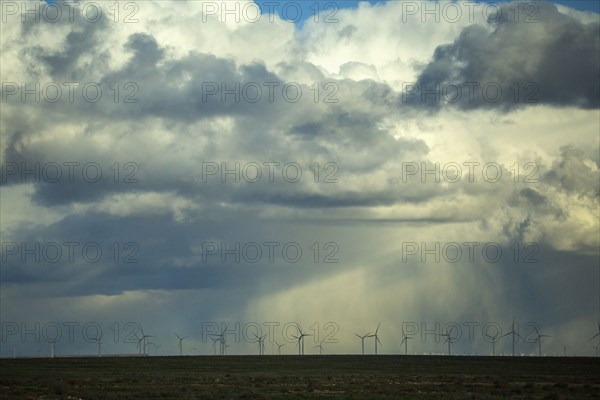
[0,1,599,357]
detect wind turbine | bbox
[501,318,521,356]
[147,341,160,356]
[292,324,312,355]
[485,331,501,356]
[533,326,550,357]
[93,332,103,357]
[253,333,267,355]
[211,338,220,355]
[137,327,153,356]
[136,337,146,356]
[562,344,568,357]
[354,332,370,355]
[48,340,56,358]
[174,333,188,356]
[314,340,324,355]
[210,323,229,356]
[275,341,285,355]
[400,329,413,355]
[368,323,382,355]
[589,317,600,346]
[440,326,458,356]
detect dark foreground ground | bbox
[1,355,599,399]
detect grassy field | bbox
[1,355,599,399]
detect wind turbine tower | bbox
[354,332,370,355]
[174,333,188,356]
[501,318,521,356]
[368,323,382,355]
[533,327,550,357]
[401,329,413,355]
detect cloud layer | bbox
[1,0,599,357]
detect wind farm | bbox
[2,0,599,396]
[3,317,600,399]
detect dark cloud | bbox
[23,8,110,80]
[520,188,547,205]
[0,212,349,297]
[406,2,600,110]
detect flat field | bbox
[1,355,599,399]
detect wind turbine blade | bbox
[514,332,523,340]
[589,333,600,341]
[375,323,381,335]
